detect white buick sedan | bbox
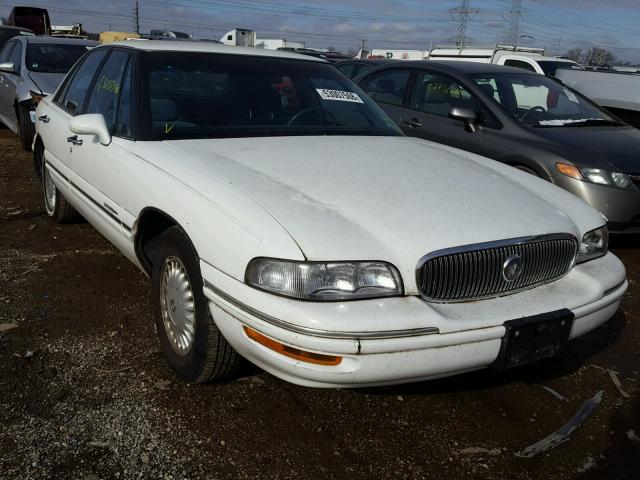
[34,41,626,387]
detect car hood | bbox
[534,125,640,174]
[160,136,604,292]
[28,71,64,95]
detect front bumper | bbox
[201,253,627,388]
[553,175,640,233]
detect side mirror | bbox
[69,114,111,146]
[449,107,478,133]
[0,62,16,74]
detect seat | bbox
[150,98,196,133]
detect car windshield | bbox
[26,44,90,73]
[141,52,402,139]
[471,72,621,128]
[537,60,584,77]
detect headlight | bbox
[556,163,632,189]
[245,258,403,301]
[576,226,608,263]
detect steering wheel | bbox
[519,105,546,122]
[287,107,321,125]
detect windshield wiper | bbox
[566,119,624,127]
[533,119,625,128]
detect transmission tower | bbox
[132,1,140,35]
[450,0,479,46]
[506,0,523,46]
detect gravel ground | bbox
[1,129,639,479]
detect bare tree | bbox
[563,46,616,66]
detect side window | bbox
[8,41,21,70]
[360,69,411,106]
[85,50,131,133]
[0,41,15,63]
[504,59,536,73]
[114,59,133,138]
[58,49,108,115]
[410,72,478,117]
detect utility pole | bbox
[450,0,479,47]
[506,0,523,46]
[133,1,140,35]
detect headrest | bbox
[377,79,394,93]
[478,83,496,98]
[151,98,178,121]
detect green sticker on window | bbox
[96,75,120,95]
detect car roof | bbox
[336,59,394,66]
[375,60,540,76]
[98,39,327,62]
[20,36,98,46]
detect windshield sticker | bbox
[316,89,364,103]
[564,88,579,103]
[538,118,599,126]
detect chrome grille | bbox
[630,175,640,187]
[417,235,578,302]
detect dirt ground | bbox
[0,129,639,480]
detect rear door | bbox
[358,67,412,125]
[41,48,109,183]
[0,40,19,130]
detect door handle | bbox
[402,118,422,128]
[38,115,50,123]
[67,135,83,146]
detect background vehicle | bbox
[0,36,97,150]
[334,59,392,79]
[425,45,583,76]
[0,25,33,50]
[356,61,640,233]
[357,48,427,60]
[556,68,640,127]
[6,6,50,35]
[34,41,625,388]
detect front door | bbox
[69,49,137,239]
[399,70,490,153]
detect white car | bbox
[34,41,627,388]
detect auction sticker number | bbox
[316,89,364,103]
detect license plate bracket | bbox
[491,309,574,370]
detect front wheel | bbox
[150,226,243,383]
[42,162,81,223]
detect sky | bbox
[2,0,640,62]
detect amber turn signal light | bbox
[243,326,342,366]
[556,162,583,180]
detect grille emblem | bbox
[502,255,523,282]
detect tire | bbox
[149,226,243,383]
[18,104,35,151]
[33,139,44,180]
[42,162,82,223]
[513,164,542,178]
